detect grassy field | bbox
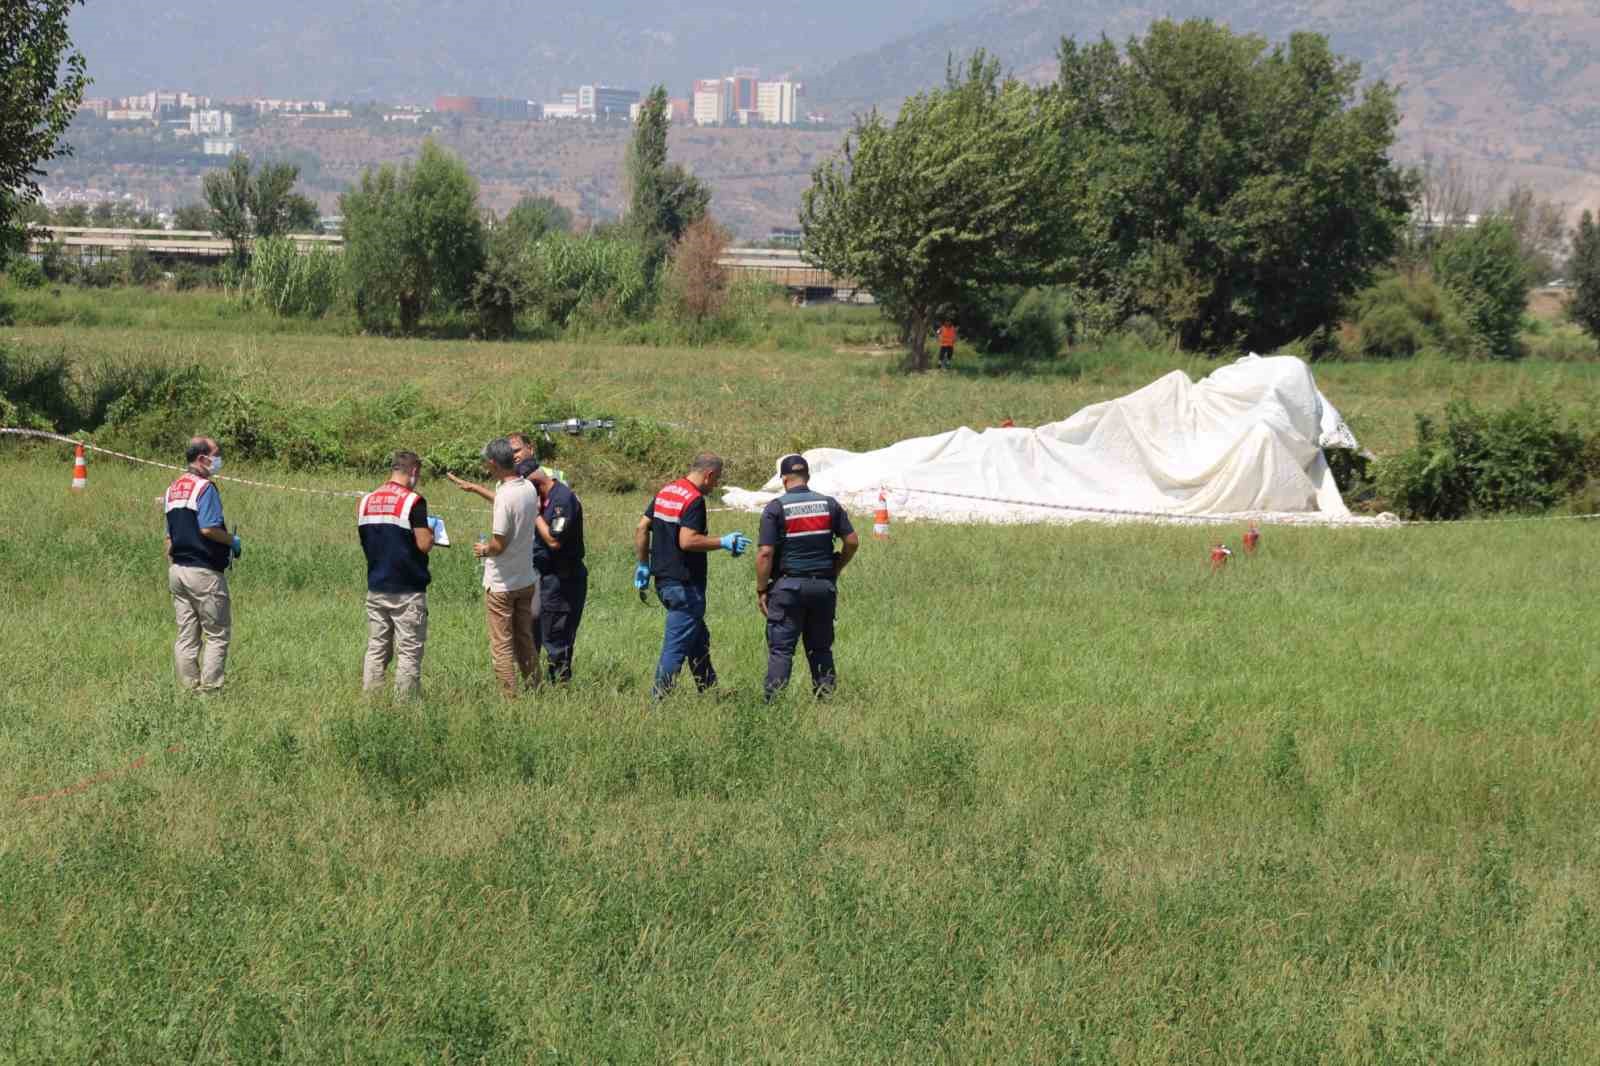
[3,316,1600,1062]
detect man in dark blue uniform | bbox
[634,452,750,700]
[528,466,586,683]
[755,454,859,701]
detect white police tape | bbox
[0,427,735,517]
[7,426,1594,527]
[891,483,1599,529]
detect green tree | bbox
[1432,216,1530,359]
[501,194,572,247]
[172,202,211,231]
[1,0,90,263]
[341,139,486,333]
[201,153,320,264]
[626,86,710,281]
[802,55,1070,370]
[1568,211,1600,345]
[468,196,573,337]
[201,154,255,265]
[52,203,88,226]
[1501,184,1567,286]
[1050,21,1412,352]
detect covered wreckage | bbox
[722,354,1372,524]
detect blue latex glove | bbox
[720,532,751,557]
[426,515,444,538]
[633,563,650,590]
[230,535,242,559]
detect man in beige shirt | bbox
[472,437,542,697]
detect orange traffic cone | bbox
[1209,543,1232,572]
[873,489,891,540]
[1242,522,1261,554]
[70,443,88,491]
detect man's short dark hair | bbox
[483,437,516,469]
[507,432,534,452]
[689,452,724,476]
[391,450,421,474]
[185,437,214,463]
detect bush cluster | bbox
[0,345,693,493]
[1376,399,1595,519]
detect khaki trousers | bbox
[485,584,540,697]
[169,564,230,692]
[363,590,428,699]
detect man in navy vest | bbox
[527,466,586,683]
[634,452,750,700]
[163,435,240,692]
[358,450,440,699]
[755,454,859,701]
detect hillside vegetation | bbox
[816,0,1600,215]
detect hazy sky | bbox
[69,0,994,99]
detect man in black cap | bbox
[754,454,859,701]
[527,464,586,683]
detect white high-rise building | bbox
[692,78,729,126]
[756,81,803,125]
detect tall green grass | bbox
[2,451,1598,1062]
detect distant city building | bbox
[667,97,692,123]
[543,101,581,120]
[577,84,640,120]
[189,109,234,136]
[757,81,803,125]
[729,70,759,114]
[105,109,155,122]
[384,112,425,123]
[254,99,328,115]
[203,138,239,156]
[432,96,531,119]
[77,98,112,118]
[769,227,803,248]
[693,78,729,126]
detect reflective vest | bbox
[358,481,430,593]
[772,487,838,577]
[647,477,706,585]
[165,472,229,571]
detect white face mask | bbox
[208,455,224,474]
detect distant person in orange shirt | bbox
[937,320,957,370]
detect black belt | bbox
[778,573,834,581]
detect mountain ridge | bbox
[66,1,985,101]
[813,0,1600,214]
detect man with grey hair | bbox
[163,435,239,692]
[473,437,542,697]
[357,450,441,699]
[635,452,750,699]
[445,431,541,501]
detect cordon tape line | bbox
[894,483,1337,527]
[10,427,1592,528]
[0,427,734,518]
[893,483,1600,528]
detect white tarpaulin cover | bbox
[722,354,1371,525]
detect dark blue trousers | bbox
[654,580,716,698]
[764,575,837,699]
[538,566,587,683]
